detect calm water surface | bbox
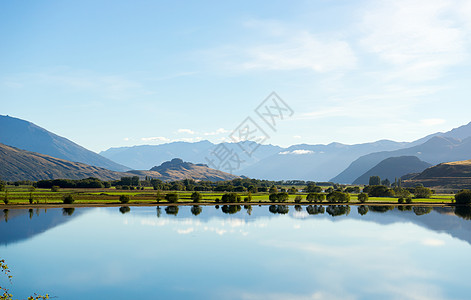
[1,205,471,300]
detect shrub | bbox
[221,193,241,203]
[455,190,471,205]
[405,197,412,204]
[119,195,130,204]
[306,193,326,203]
[398,197,404,204]
[368,185,395,197]
[63,194,75,204]
[165,192,179,203]
[357,193,368,203]
[51,186,60,192]
[294,196,302,203]
[414,186,432,198]
[327,191,350,203]
[191,191,202,203]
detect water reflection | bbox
[358,205,368,215]
[268,205,289,214]
[221,205,241,214]
[119,206,131,214]
[165,206,179,216]
[326,205,350,217]
[306,205,325,215]
[455,206,471,220]
[62,208,75,216]
[191,205,202,216]
[413,206,433,216]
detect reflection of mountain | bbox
[0,208,88,245]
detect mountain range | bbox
[0,115,129,172]
[2,114,471,183]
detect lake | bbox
[1,205,471,300]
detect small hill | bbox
[331,136,471,183]
[403,159,471,189]
[127,158,239,181]
[0,143,129,181]
[0,115,129,172]
[352,156,432,185]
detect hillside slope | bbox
[0,115,129,172]
[0,143,129,181]
[403,159,471,189]
[352,156,432,185]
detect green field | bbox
[0,185,456,206]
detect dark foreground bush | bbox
[165,193,179,203]
[62,194,75,204]
[455,190,471,205]
[119,195,130,204]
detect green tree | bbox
[51,186,60,192]
[119,195,130,204]
[413,186,432,198]
[326,191,350,203]
[369,176,381,186]
[62,194,75,204]
[191,191,202,203]
[269,186,278,194]
[455,190,471,204]
[357,193,368,203]
[165,192,179,203]
[368,186,395,197]
[381,178,391,187]
[305,183,322,193]
[221,193,241,203]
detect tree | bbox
[294,196,302,203]
[221,193,241,203]
[119,206,131,214]
[369,176,381,186]
[288,187,298,194]
[455,190,471,205]
[269,186,278,194]
[51,186,60,192]
[306,193,325,203]
[0,181,4,192]
[326,191,350,203]
[165,192,179,203]
[119,195,130,204]
[62,194,75,204]
[165,206,179,216]
[269,192,289,202]
[413,186,432,198]
[368,185,395,197]
[305,183,322,193]
[381,179,391,187]
[357,205,369,216]
[357,193,368,203]
[191,192,202,203]
[244,192,252,202]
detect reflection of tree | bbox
[29,209,33,219]
[244,205,252,215]
[455,206,471,220]
[294,205,303,212]
[413,206,432,216]
[165,206,179,216]
[119,206,131,214]
[306,205,325,215]
[221,205,241,214]
[3,209,8,223]
[326,205,350,217]
[398,205,412,211]
[62,207,75,216]
[268,205,289,214]
[357,205,369,216]
[156,207,161,218]
[191,205,202,216]
[368,206,394,213]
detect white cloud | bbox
[241,31,357,72]
[420,118,446,126]
[177,128,195,135]
[204,128,228,136]
[279,150,314,155]
[360,0,467,81]
[141,136,170,142]
[421,238,445,247]
[123,137,130,141]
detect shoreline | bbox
[0,201,458,210]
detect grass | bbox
[0,185,456,206]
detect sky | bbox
[1,0,471,152]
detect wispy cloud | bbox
[359,0,467,81]
[177,128,196,135]
[279,150,314,155]
[204,128,228,136]
[141,136,170,142]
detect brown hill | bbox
[403,159,471,189]
[130,158,239,181]
[0,144,238,182]
[0,143,128,181]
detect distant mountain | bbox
[331,136,471,183]
[352,156,432,185]
[100,141,283,172]
[0,143,129,181]
[128,158,239,181]
[0,115,129,172]
[331,122,471,184]
[238,140,410,181]
[403,159,471,189]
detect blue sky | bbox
[1,0,471,152]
